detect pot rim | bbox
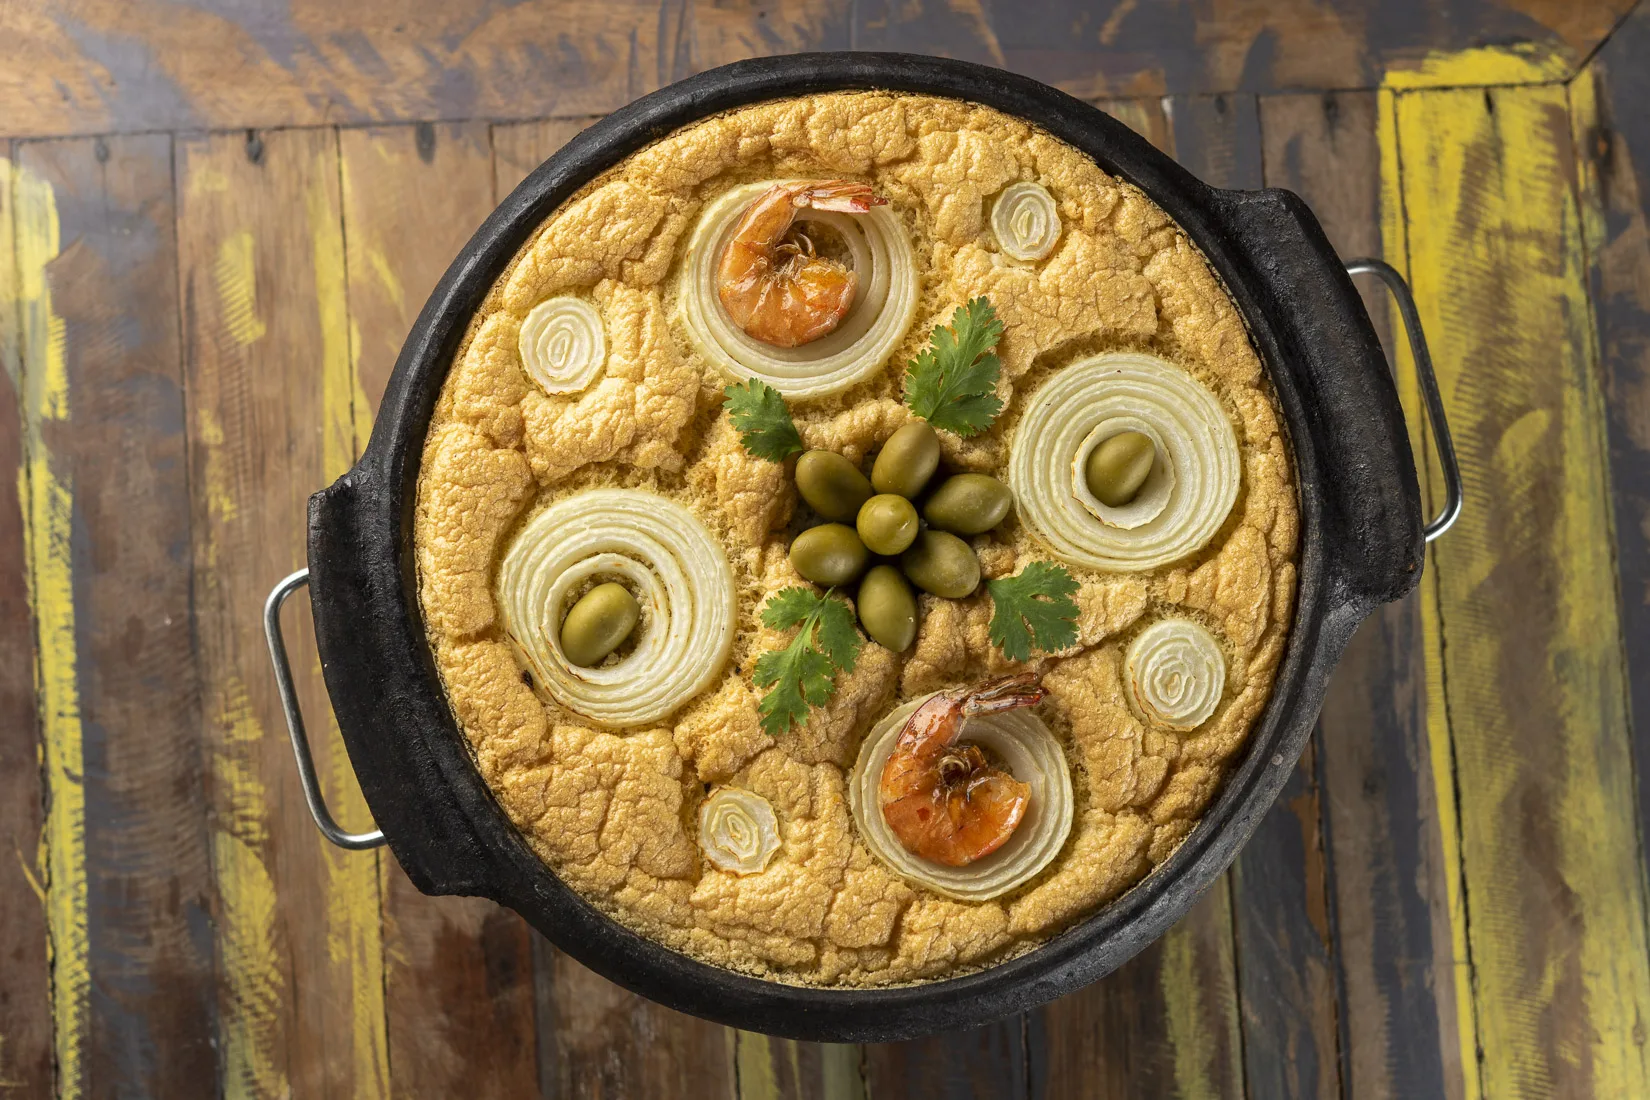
[309,51,1423,1042]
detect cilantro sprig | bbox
[902,297,1006,437]
[754,587,864,736]
[724,379,803,461]
[987,561,1079,662]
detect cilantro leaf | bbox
[902,297,1006,437]
[988,561,1080,662]
[754,587,865,736]
[724,379,803,461]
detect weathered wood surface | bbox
[4,7,1650,1099]
[0,0,1635,138]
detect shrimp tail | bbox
[794,181,886,215]
[958,672,1046,718]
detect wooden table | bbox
[4,2,1650,1096]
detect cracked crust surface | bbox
[414,92,1298,987]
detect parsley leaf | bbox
[987,561,1080,662]
[902,297,1006,437]
[724,379,803,461]
[754,588,864,736]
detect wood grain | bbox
[1393,82,1650,1097]
[339,120,542,1097]
[0,142,55,1100]
[864,1018,1026,1099]
[14,133,218,1098]
[738,1033,865,1100]
[1261,89,1466,1100]
[0,1,1635,139]
[177,127,388,1099]
[492,119,600,200]
[1572,3,1650,960]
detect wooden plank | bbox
[1571,3,1650,972]
[1393,82,1650,1097]
[1169,90,1341,1100]
[543,948,736,1098]
[848,0,1627,101]
[0,1,1634,138]
[1032,881,1244,1099]
[338,119,541,1097]
[865,1020,1025,1099]
[0,142,55,1100]
[176,126,388,1099]
[491,119,598,200]
[12,133,218,1097]
[1260,89,1466,1100]
[1025,93,1247,1100]
[738,1033,865,1100]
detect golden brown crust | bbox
[413,92,1298,986]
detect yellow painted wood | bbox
[1159,875,1243,1099]
[1382,43,1572,90]
[1391,82,1650,1097]
[7,152,87,1100]
[1376,85,1483,1100]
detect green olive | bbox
[900,530,981,599]
[559,582,641,667]
[789,523,870,587]
[1084,431,1156,507]
[870,421,941,498]
[795,450,873,522]
[923,473,1013,535]
[857,565,918,652]
[856,494,920,556]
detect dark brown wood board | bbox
[0,139,57,1100]
[176,127,389,1099]
[0,1,1636,138]
[338,119,544,1097]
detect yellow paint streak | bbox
[1394,83,1650,1096]
[10,157,88,1100]
[736,1032,780,1100]
[1159,879,1241,1099]
[307,151,389,1100]
[1377,86,1483,1100]
[212,677,287,1100]
[1382,42,1570,90]
[212,231,268,348]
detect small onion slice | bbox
[849,696,1073,901]
[519,296,605,394]
[1009,352,1241,572]
[699,787,782,875]
[990,181,1062,262]
[496,490,736,728]
[676,180,920,399]
[1125,618,1226,730]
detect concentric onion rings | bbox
[1125,618,1226,730]
[1009,352,1241,571]
[518,296,605,394]
[699,787,782,875]
[849,696,1073,900]
[990,181,1061,262]
[496,490,736,728]
[676,180,919,399]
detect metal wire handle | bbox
[264,568,387,850]
[1344,258,1462,542]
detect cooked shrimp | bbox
[878,673,1045,867]
[717,180,885,348]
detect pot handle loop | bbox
[264,568,387,851]
[1344,258,1462,542]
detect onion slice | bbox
[676,180,919,400]
[496,490,736,728]
[990,181,1061,262]
[699,787,782,875]
[519,296,605,394]
[1125,618,1226,730]
[1009,351,1240,571]
[848,696,1073,900]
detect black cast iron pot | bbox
[264,52,1460,1043]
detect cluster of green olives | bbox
[788,421,1015,652]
